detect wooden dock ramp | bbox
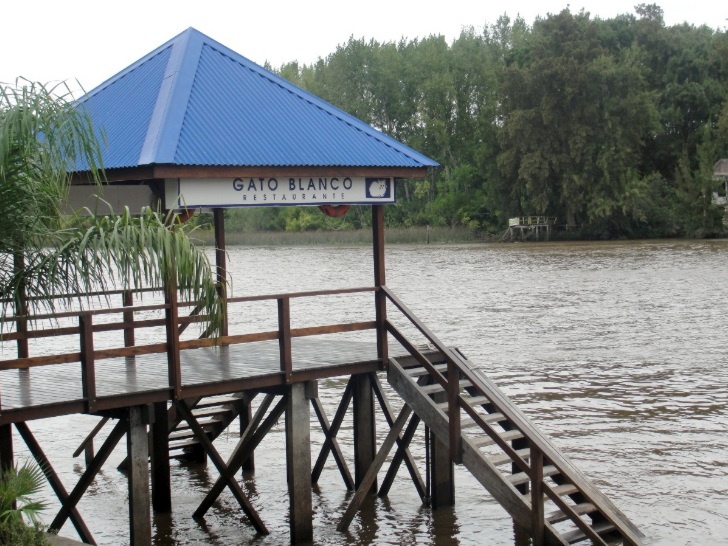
[387,349,644,545]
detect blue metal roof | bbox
[78,28,438,170]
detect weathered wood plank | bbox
[0,338,384,422]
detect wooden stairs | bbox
[168,394,249,461]
[387,349,644,545]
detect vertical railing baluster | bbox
[447,357,462,464]
[122,289,135,348]
[79,313,97,413]
[372,205,388,366]
[165,276,181,399]
[213,208,229,339]
[14,251,29,360]
[278,297,292,382]
[530,444,545,546]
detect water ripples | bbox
[10,239,728,545]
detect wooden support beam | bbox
[122,290,135,348]
[352,373,376,492]
[213,208,229,337]
[15,422,97,545]
[0,424,12,475]
[372,205,388,364]
[530,445,545,546]
[371,374,426,500]
[165,272,182,399]
[72,416,109,468]
[178,401,269,534]
[312,377,353,486]
[194,394,280,518]
[49,417,127,533]
[286,382,313,544]
[151,401,171,512]
[337,404,412,532]
[278,298,293,381]
[128,406,151,545]
[13,251,29,359]
[447,359,462,464]
[310,395,354,490]
[430,391,455,508]
[79,314,97,413]
[378,412,422,499]
[240,393,256,473]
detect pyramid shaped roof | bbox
[77,28,437,174]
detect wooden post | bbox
[213,208,229,337]
[151,401,171,512]
[128,406,151,545]
[286,382,313,544]
[79,314,97,413]
[352,373,376,492]
[122,290,135,348]
[530,445,545,546]
[13,251,28,360]
[430,392,455,508]
[165,272,182,400]
[240,394,255,473]
[447,359,462,464]
[372,205,388,365]
[0,424,12,476]
[278,297,293,382]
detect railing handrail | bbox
[381,284,643,546]
[2,286,377,323]
[226,286,376,304]
[0,287,378,371]
[0,286,162,305]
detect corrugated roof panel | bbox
[76,28,438,171]
[78,47,173,170]
[176,44,425,167]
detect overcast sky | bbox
[2,0,724,94]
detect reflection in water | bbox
[6,239,728,545]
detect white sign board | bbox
[166,176,395,208]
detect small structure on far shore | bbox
[503,216,557,242]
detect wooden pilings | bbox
[352,373,377,492]
[0,424,12,476]
[9,374,452,545]
[286,382,313,543]
[128,406,151,544]
[430,392,455,508]
[151,401,172,512]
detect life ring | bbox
[319,204,351,218]
[168,208,197,225]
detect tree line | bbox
[226,4,728,239]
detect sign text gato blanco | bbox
[167,176,395,208]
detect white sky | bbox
[1,0,725,94]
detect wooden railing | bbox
[380,285,641,546]
[0,286,379,414]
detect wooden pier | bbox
[1,28,643,546]
[503,216,558,242]
[0,212,644,544]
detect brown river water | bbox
[4,239,727,545]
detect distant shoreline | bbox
[191,226,486,246]
[189,227,728,247]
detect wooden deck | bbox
[0,338,384,424]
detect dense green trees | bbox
[252,5,728,239]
